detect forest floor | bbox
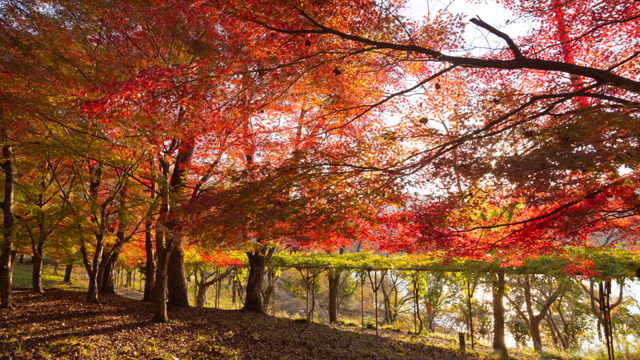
[0,287,541,360]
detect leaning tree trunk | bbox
[167,243,189,307]
[328,270,342,323]
[492,272,508,356]
[63,264,73,283]
[0,125,16,309]
[244,248,267,313]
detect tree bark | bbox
[63,264,73,283]
[381,279,392,323]
[152,156,171,322]
[98,248,119,294]
[32,253,44,293]
[262,268,279,312]
[167,243,189,307]
[492,272,507,356]
[153,233,171,323]
[530,318,543,352]
[163,141,194,308]
[82,232,105,304]
[196,284,208,307]
[152,203,171,322]
[0,124,16,308]
[328,270,342,323]
[244,247,269,313]
[142,217,155,302]
[232,274,238,304]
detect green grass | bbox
[12,263,87,292]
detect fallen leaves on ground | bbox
[1,289,496,359]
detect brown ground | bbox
[0,288,502,360]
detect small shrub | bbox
[364,318,376,329]
[337,319,360,327]
[291,316,309,324]
[381,324,403,333]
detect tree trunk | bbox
[98,249,119,294]
[142,217,155,301]
[232,275,237,304]
[0,125,16,308]
[196,284,207,307]
[244,248,267,313]
[86,269,99,303]
[153,244,170,322]
[167,243,189,307]
[152,212,171,322]
[82,231,105,304]
[546,310,561,347]
[32,253,44,293]
[262,269,278,312]
[492,272,507,356]
[381,280,393,323]
[63,264,73,283]
[152,155,171,322]
[531,318,543,352]
[328,270,342,323]
[164,141,194,308]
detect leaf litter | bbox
[1,289,500,359]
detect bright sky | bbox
[403,0,532,54]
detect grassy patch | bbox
[12,263,86,292]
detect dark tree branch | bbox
[470,17,524,59]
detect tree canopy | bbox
[0,0,638,322]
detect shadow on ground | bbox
[0,289,499,360]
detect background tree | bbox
[505,274,567,352]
